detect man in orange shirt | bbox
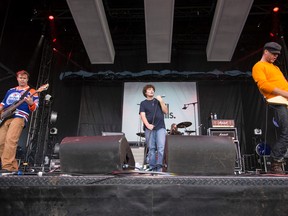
[252,42,288,174]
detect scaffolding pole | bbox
[25,38,53,168]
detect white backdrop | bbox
[122,82,199,143]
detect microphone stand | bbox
[137,103,144,147]
[183,102,198,135]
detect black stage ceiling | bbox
[1,0,288,77]
[1,173,288,216]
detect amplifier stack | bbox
[207,119,242,172]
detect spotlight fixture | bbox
[50,127,58,135]
[53,143,60,155]
[48,15,54,20]
[45,94,52,101]
[273,7,279,13]
[269,32,276,38]
[44,94,52,106]
[50,111,58,124]
[254,128,262,135]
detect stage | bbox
[1,172,288,216]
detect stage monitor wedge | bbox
[165,135,236,175]
[59,135,135,174]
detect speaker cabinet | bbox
[207,127,242,171]
[207,127,238,140]
[59,135,135,174]
[164,136,236,175]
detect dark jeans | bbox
[270,104,288,162]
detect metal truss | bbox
[25,38,54,168]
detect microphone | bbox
[155,95,165,102]
[182,105,188,110]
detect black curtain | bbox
[198,81,247,153]
[198,80,276,155]
[77,82,123,136]
[0,76,277,159]
[70,79,276,157]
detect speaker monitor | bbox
[164,135,236,175]
[59,135,135,174]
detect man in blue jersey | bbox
[0,70,39,172]
[139,84,168,171]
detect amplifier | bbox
[207,127,242,171]
[207,127,238,140]
[211,119,235,128]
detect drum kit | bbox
[175,121,195,135]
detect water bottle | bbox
[214,113,217,119]
[210,113,214,120]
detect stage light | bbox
[50,127,58,135]
[52,38,57,43]
[270,32,275,37]
[53,143,60,154]
[50,111,58,124]
[273,7,279,13]
[45,94,52,101]
[48,15,54,20]
[254,128,262,135]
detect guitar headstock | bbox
[37,83,49,93]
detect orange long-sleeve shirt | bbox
[252,61,288,99]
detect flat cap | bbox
[264,42,281,54]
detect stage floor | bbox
[1,171,288,216]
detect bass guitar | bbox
[266,95,288,106]
[0,83,49,125]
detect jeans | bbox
[270,105,288,162]
[145,128,166,171]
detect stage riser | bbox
[1,184,288,216]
